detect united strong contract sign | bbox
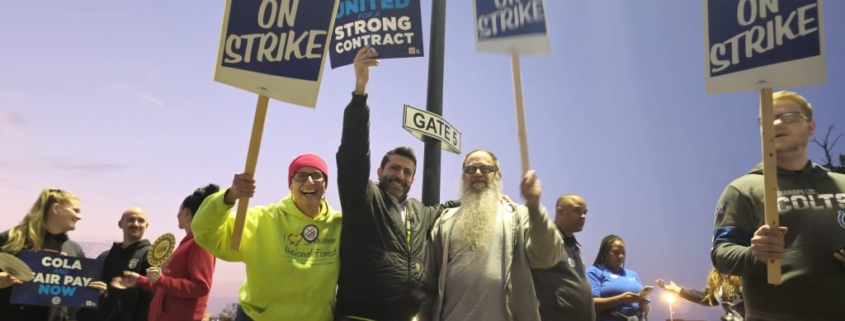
[329,0,425,68]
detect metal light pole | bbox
[421,0,447,206]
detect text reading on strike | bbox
[224,0,327,64]
[477,0,544,38]
[709,1,819,73]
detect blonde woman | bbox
[656,268,744,321]
[0,188,106,321]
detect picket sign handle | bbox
[231,95,270,251]
[759,87,782,285]
[511,53,530,174]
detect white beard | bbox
[452,177,502,252]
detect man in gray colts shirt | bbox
[419,149,564,321]
[711,91,845,320]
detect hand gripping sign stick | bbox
[758,88,781,285]
[231,96,269,250]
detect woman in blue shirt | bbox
[587,234,650,321]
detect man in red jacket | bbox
[112,184,219,321]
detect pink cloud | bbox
[0,111,25,129]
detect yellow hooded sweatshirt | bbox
[191,190,342,321]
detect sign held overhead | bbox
[213,0,339,108]
[703,0,826,93]
[472,0,550,54]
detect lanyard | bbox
[405,206,412,248]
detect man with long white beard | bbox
[419,149,564,321]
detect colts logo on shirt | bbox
[837,210,845,229]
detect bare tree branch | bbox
[811,124,840,170]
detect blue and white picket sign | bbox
[329,0,425,68]
[214,0,340,108]
[10,251,104,308]
[472,0,550,54]
[703,0,826,93]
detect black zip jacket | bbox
[0,229,86,321]
[531,232,595,321]
[335,93,458,321]
[77,239,152,321]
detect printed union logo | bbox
[51,296,61,305]
[302,225,319,243]
[567,258,576,268]
[837,210,845,229]
[128,259,139,269]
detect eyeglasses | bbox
[463,165,498,175]
[759,111,808,125]
[292,172,325,182]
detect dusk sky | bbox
[2,1,844,319]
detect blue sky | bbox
[2,1,843,319]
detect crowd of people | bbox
[2,46,845,321]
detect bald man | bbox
[531,194,595,321]
[77,207,153,321]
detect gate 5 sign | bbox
[402,104,461,154]
[703,0,826,93]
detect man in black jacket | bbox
[531,194,595,321]
[77,207,153,321]
[334,46,458,321]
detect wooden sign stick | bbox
[231,95,270,251]
[759,87,782,285]
[511,53,530,174]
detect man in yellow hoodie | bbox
[192,154,342,321]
